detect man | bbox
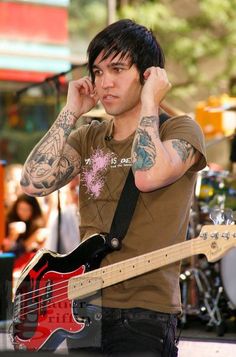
[20,19,206,356]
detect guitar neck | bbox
[68,237,203,300]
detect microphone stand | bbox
[53,78,62,254]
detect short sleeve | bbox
[160,115,207,172]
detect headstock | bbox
[199,225,236,262]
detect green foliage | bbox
[118,0,236,107]
[68,0,236,109]
[69,0,107,41]
[69,0,106,27]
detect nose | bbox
[101,72,114,89]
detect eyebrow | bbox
[92,61,131,70]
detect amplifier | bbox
[0,253,15,321]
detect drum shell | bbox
[221,247,236,309]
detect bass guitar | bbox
[12,224,236,351]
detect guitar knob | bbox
[18,344,27,351]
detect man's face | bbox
[92,51,142,117]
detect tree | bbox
[68,0,236,111]
[68,0,107,57]
[118,0,236,110]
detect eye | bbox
[113,67,123,73]
[93,69,103,77]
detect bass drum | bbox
[221,247,236,309]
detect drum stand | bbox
[180,267,227,336]
[180,178,234,336]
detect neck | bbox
[112,104,141,141]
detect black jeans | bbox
[67,306,179,356]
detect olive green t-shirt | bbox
[68,115,207,314]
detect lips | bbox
[102,94,118,102]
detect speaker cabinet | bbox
[0,253,14,321]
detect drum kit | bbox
[180,167,236,336]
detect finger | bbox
[76,81,93,96]
[91,93,99,105]
[143,68,151,80]
[83,77,94,91]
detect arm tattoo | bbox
[20,109,80,195]
[140,115,159,138]
[54,108,77,136]
[132,128,156,172]
[140,115,158,127]
[172,139,196,162]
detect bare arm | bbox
[132,67,200,192]
[20,77,99,196]
[20,109,81,196]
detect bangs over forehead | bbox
[94,49,132,66]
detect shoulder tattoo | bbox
[172,139,196,162]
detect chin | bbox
[104,108,120,116]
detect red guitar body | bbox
[12,234,109,351]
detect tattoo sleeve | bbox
[139,115,159,137]
[171,139,196,162]
[132,115,159,172]
[20,109,81,196]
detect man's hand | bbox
[141,67,171,110]
[65,76,99,118]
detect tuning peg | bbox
[209,207,234,225]
[222,232,230,239]
[224,208,234,224]
[210,231,219,239]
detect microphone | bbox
[105,135,113,141]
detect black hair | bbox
[87,19,165,84]
[6,193,44,238]
[7,193,42,223]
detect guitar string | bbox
[15,240,204,319]
[15,237,213,319]
[15,251,166,320]
[15,281,72,311]
[15,236,228,320]
[16,259,134,319]
[16,231,228,305]
[16,246,165,309]
[15,275,81,302]
[16,254,145,304]
[16,238,191,303]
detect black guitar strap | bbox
[106,112,170,251]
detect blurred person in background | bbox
[20,19,206,356]
[4,164,24,210]
[45,175,80,253]
[2,193,46,265]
